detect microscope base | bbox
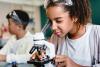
[27,59,53,67]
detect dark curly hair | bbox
[45,0,91,25]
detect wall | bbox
[90,0,100,24]
[0,2,42,33]
[0,3,22,27]
[40,6,52,39]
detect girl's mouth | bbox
[55,32,61,36]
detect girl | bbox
[45,0,100,67]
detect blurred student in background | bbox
[0,10,34,63]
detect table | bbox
[0,62,34,67]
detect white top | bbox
[57,24,92,66]
[50,24,100,66]
[0,31,34,63]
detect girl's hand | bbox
[54,55,67,67]
[54,55,84,67]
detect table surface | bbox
[0,62,34,67]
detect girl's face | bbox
[46,6,75,37]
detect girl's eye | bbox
[56,20,62,23]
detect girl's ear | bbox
[72,17,78,23]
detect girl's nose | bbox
[51,22,57,30]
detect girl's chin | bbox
[56,34,65,38]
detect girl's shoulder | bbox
[91,24,100,32]
[88,24,100,38]
[91,24,100,28]
[87,24,100,31]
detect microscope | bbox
[27,21,55,67]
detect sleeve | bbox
[6,37,33,63]
[0,35,33,63]
[0,38,13,55]
[6,53,32,63]
[6,41,33,63]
